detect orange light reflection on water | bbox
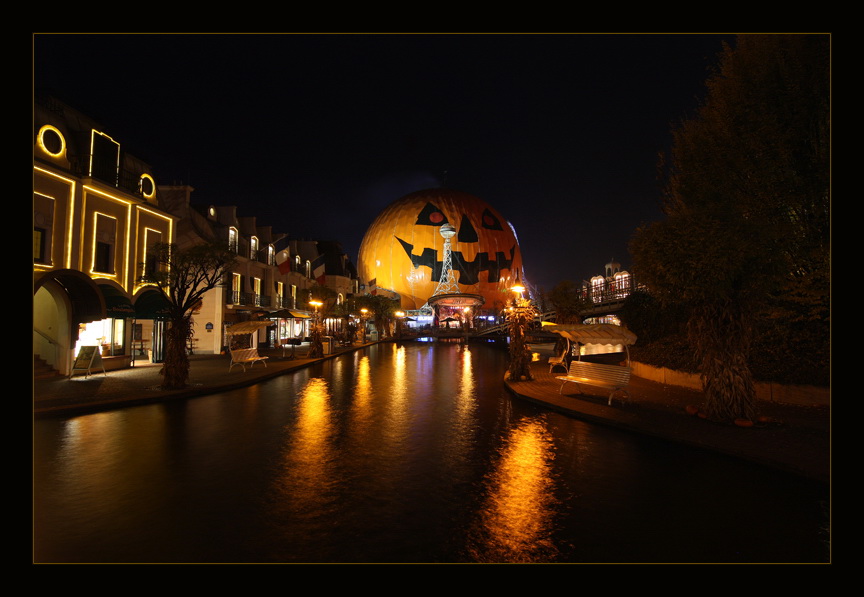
[469,416,561,562]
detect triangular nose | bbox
[457,215,478,243]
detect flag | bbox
[311,254,327,285]
[276,250,292,275]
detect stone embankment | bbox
[630,361,829,407]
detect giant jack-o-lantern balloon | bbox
[358,188,524,310]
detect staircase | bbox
[34,355,62,379]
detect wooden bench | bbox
[555,360,632,406]
[228,348,269,372]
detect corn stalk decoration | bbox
[506,296,537,381]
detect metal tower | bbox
[432,223,460,296]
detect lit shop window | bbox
[75,317,126,358]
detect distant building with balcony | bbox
[33,95,177,375]
[159,186,360,353]
[580,259,638,324]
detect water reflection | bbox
[34,342,828,563]
[467,414,561,563]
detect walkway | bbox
[33,341,830,484]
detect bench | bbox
[228,348,269,372]
[555,360,632,406]
[548,354,568,374]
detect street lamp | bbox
[360,307,368,343]
[395,310,405,339]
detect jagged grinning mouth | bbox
[396,237,517,286]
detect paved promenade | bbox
[34,341,830,484]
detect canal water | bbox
[33,341,829,564]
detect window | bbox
[34,227,47,263]
[231,273,242,304]
[93,213,117,274]
[34,194,55,265]
[250,236,259,260]
[228,227,239,253]
[253,277,262,306]
[89,130,120,186]
[590,276,605,303]
[75,317,126,357]
[94,241,113,273]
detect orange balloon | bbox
[358,188,524,310]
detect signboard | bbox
[70,345,107,378]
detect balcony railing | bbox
[67,156,151,199]
[227,291,272,308]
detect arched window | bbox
[590,275,605,303]
[613,271,631,298]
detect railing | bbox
[66,156,151,199]
[583,281,646,305]
[34,327,60,369]
[227,291,272,308]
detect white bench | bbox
[555,360,632,406]
[229,348,269,372]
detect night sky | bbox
[33,33,735,291]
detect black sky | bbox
[33,32,735,291]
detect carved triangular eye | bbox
[481,208,503,230]
[415,202,448,226]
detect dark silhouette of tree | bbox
[630,34,829,422]
[546,280,591,324]
[140,242,237,390]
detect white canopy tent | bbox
[541,322,637,365]
[225,320,274,336]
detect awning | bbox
[225,320,274,335]
[98,284,135,318]
[541,322,637,346]
[134,290,172,319]
[271,309,311,319]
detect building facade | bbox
[159,185,361,354]
[34,95,177,375]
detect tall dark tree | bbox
[546,280,591,324]
[630,34,829,422]
[140,242,237,390]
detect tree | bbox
[356,294,399,339]
[546,280,591,324]
[630,34,829,422]
[140,242,237,389]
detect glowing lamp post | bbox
[506,283,535,381]
[308,299,324,358]
[360,308,368,343]
[395,310,405,339]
